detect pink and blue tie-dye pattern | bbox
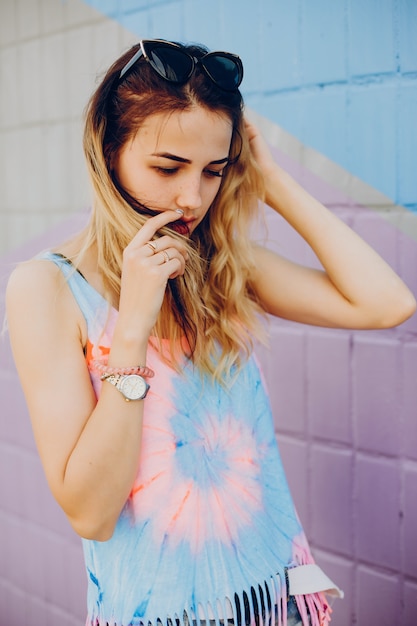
[43,252,335,626]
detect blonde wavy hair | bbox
[79,41,267,382]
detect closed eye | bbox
[155,167,178,176]
[204,169,224,178]
[155,166,224,178]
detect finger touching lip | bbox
[151,208,185,226]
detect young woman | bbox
[6,40,415,626]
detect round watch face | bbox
[119,375,149,400]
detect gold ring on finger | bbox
[146,241,158,254]
[162,250,170,263]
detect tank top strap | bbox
[38,251,110,325]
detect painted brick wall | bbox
[0,0,137,254]
[255,179,417,626]
[0,1,416,625]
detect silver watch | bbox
[104,374,150,401]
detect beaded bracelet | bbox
[91,359,155,379]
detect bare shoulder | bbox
[6,231,90,306]
[7,256,63,301]
[7,257,68,318]
[6,255,86,349]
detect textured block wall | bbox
[0,0,137,253]
[0,1,416,625]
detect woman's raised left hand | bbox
[244,117,277,178]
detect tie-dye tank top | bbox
[43,252,342,626]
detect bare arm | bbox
[6,210,187,541]
[246,120,416,329]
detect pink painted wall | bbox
[0,216,88,626]
[1,175,416,625]
[257,150,417,626]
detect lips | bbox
[169,219,192,236]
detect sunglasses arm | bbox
[119,47,144,80]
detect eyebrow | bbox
[151,152,229,165]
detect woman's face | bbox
[115,106,233,236]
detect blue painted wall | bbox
[83,0,417,212]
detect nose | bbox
[175,175,202,212]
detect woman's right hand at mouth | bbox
[117,209,189,341]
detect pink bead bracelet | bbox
[91,359,155,379]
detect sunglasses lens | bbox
[120,41,243,91]
[147,45,193,83]
[203,54,243,90]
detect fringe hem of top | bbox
[86,562,343,626]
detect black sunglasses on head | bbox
[118,39,244,92]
